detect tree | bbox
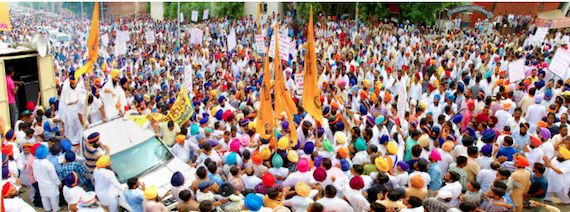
[357,3,390,25]
[295,2,323,23]
[213,2,244,18]
[398,2,464,26]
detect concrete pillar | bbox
[150,2,164,20]
[562,3,570,17]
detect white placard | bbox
[397,84,407,127]
[179,12,184,23]
[203,10,209,20]
[508,59,525,82]
[534,27,549,43]
[101,34,109,47]
[549,48,570,79]
[294,73,304,94]
[255,35,266,54]
[289,41,297,59]
[191,28,203,45]
[277,33,290,59]
[227,28,237,51]
[117,30,129,43]
[145,30,155,44]
[184,63,193,94]
[192,10,198,22]
[268,34,276,58]
[115,42,127,56]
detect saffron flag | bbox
[75,2,99,80]
[257,35,274,134]
[274,27,298,146]
[302,6,323,124]
[257,2,261,34]
[161,85,194,126]
[127,113,165,127]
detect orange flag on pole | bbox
[302,5,323,124]
[75,2,99,80]
[256,34,274,134]
[274,27,298,146]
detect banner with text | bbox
[101,34,109,47]
[203,10,209,20]
[192,10,198,22]
[191,28,203,45]
[255,35,266,53]
[145,30,155,44]
[508,59,525,82]
[549,48,570,79]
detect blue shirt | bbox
[497,147,518,162]
[529,176,548,198]
[123,189,145,212]
[428,162,442,191]
[207,173,225,187]
[511,131,530,152]
[48,154,62,177]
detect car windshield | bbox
[59,36,70,42]
[109,137,173,182]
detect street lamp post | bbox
[177,2,180,47]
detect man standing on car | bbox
[84,132,110,172]
[93,155,123,212]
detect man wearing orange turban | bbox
[511,154,531,211]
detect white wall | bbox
[150,2,164,20]
[244,2,283,21]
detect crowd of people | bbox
[3,4,570,212]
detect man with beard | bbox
[3,182,36,211]
[88,84,107,123]
[84,132,111,173]
[93,155,123,212]
[427,94,444,120]
[434,171,463,208]
[102,70,123,119]
[422,190,455,211]
[543,146,570,205]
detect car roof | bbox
[83,118,156,154]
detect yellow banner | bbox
[302,5,323,124]
[87,2,100,62]
[127,113,165,126]
[0,2,11,32]
[161,85,194,126]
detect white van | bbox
[82,117,196,211]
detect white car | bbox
[82,117,196,211]
[52,33,71,48]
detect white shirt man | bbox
[316,194,355,212]
[93,166,123,212]
[33,153,62,212]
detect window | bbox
[260,3,268,14]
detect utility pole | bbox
[81,2,84,20]
[135,2,138,17]
[355,2,359,26]
[177,1,180,47]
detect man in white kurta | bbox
[102,70,123,119]
[316,185,355,212]
[544,150,570,204]
[437,172,463,208]
[3,182,36,212]
[93,156,124,212]
[32,146,61,212]
[60,77,83,145]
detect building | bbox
[466,2,568,27]
[101,2,148,20]
[244,2,284,21]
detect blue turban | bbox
[452,114,463,124]
[171,171,184,186]
[379,135,389,145]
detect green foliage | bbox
[213,2,244,18]
[146,2,150,13]
[357,3,390,25]
[398,2,465,26]
[295,2,323,23]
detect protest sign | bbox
[508,59,525,82]
[227,28,237,51]
[203,10,209,20]
[117,30,129,42]
[192,10,198,22]
[115,42,127,55]
[101,34,109,47]
[534,27,549,42]
[397,84,407,127]
[549,48,570,79]
[145,30,155,44]
[277,33,290,59]
[191,28,203,45]
[255,35,266,53]
[294,73,304,94]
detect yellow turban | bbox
[434,79,440,88]
[419,101,427,110]
[287,151,299,162]
[248,122,256,130]
[96,155,110,168]
[211,106,218,117]
[278,137,289,150]
[111,69,120,78]
[387,142,397,155]
[336,132,347,144]
[295,182,311,197]
[375,157,389,173]
[143,185,158,200]
[363,80,370,88]
[418,134,429,148]
[261,147,271,160]
[560,147,570,160]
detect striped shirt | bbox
[512,90,525,104]
[483,198,509,212]
[84,145,102,172]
